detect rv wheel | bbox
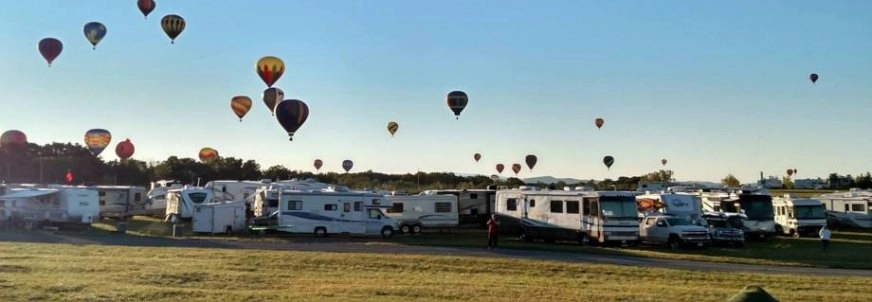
[400,224,411,234]
[381,226,395,239]
[314,227,328,237]
[411,224,423,234]
[578,234,590,246]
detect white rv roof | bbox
[1,188,59,199]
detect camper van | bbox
[385,194,459,234]
[191,201,246,234]
[165,187,216,219]
[0,187,99,230]
[248,186,398,238]
[495,186,639,246]
[772,195,826,237]
[424,188,497,227]
[815,189,872,229]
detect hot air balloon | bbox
[446,91,468,120]
[198,147,219,162]
[786,169,794,177]
[275,99,310,141]
[137,0,156,19]
[314,159,323,172]
[511,163,522,175]
[595,118,604,129]
[83,22,107,50]
[256,56,285,88]
[810,73,818,84]
[160,14,185,44]
[115,139,135,160]
[525,154,537,171]
[0,130,27,148]
[474,153,481,162]
[38,38,63,67]
[496,163,504,174]
[661,159,668,166]
[793,168,798,175]
[342,160,354,173]
[84,129,112,156]
[65,169,74,185]
[262,87,284,116]
[603,156,614,170]
[387,121,399,137]
[230,96,253,122]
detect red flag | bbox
[65,170,74,185]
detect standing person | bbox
[819,225,831,252]
[487,214,499,249]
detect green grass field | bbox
[0,241,870,302]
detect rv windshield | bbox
[600,196,638,218]
[738,195,774,220]
[794,205,826,219]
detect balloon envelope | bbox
[275,99,310,141]
[446,91,468,119]
[474,153,481,162]
[387,121,399,137]
[496,164,504,174]
[137,0,156,19]
[256,56,285,87]
[511,163,522,175]
[314,159,323,171]
[38,38,63,66]
[810,73,818,84]
[115,139,135,160]
[160,14,185,43]
[84,129,112,156]
[230,96,253,121]
[525,154,537,170]
[786,169,794,176]
[595,118,604,129]
[83,22,107,49]
[199,147,219,162]
[0,130,28,147]
[342,160,354,173]
[262,87,284,116]
[603,156,615,169]
[661,159,667,166]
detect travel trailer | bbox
[92,185,147,219]
[248,185,398,238]
[815,189,872,229]
[699,188,776,239]
[636,192,704,222]
[145,180,184,217]
[0,187,99,230]
[772,195,827,237]
[423,188,497,227]
[165,186,216,219]
[251,178,339,217]
[191,201,246,234]
[495,186,639,246]
[204,180,270,204]
[385,193,459,234]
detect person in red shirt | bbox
[487,214,499,249]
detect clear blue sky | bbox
[2,0,871,183]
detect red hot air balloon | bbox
[496,164,504,174]
[314,159,323,172]
[595,118,605,129]
[0,130,28,148]
[137,0,156,19]
[473,153,481,162]
[275,99,310,141]
[38,38,63,67]
[199,147,219,162]
[810,73,818,84]
[342,160,354,173]
[65,169,74,185]
[446,91,468,120]
[511,163,522,175]
[525,154,537,171]
[115,139,135,160]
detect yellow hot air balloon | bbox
[387,121,399,137]
[230,96,253,122]
[256,56,285,87]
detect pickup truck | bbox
[702,212,745,247]
[640,214,711,249]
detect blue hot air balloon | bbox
[83,22,107,50]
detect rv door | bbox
[342,201,365,234]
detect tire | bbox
[411,224,423,234]
[791,229,800,238]
[400,224,410,234]
[381,226,395,239]
[667,236,681,250]
[314,227,327,237]
[579,233,591,246]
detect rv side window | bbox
[287,200,302,211]
[550,200,563,213]
[582,199,591,213]
[470,193,478,199]
[529,199,535,208]
[268,199,279,207]
[99,191,106,197]
[435,202,452,213]
[354,202,363,212]
[852,204,865,212]
[343,203,351,212]
[566,201,580,214]
[134,193,142,202]
[388,203,404,213]
[845,204,850,212]
[506,198,517,211]
[324,204,338,211]
[188,192,209,204]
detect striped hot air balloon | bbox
[387,121,399,137]
[230,96,253,122]
[84,129,112,156]
[446,91,468,120]
[161,14,185,44]
[199,147,219,162]
[275,99,309,141]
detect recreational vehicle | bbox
[815,189,872,229]
[248,186,398,238]
[165,187,216,219]
[92,185,147,219]
[424,188,497,227]
[772,195,827,237]
[699,189,776,239]
[495,186,639,246]
[385,193,459,234]
[145,180,184,217]
[636,192,704,222]
[191,201,246,234]
[204,180,270,203]
[0,187,99,230]
[251,179,339,217]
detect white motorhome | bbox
[165,187,216,219]
[251,178,339,217]
[495,186,639,246]
[815,189,872,229]
[698,188,776,239]
[248,186,398,238]
[385,193,459,234]
[191,201,246,234]
[423,188,497,227]
[636,192,704,222]
[0,187,99,230]
[772,195,826,237]
[145,180,184,217]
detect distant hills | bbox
[452,172,720,187]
